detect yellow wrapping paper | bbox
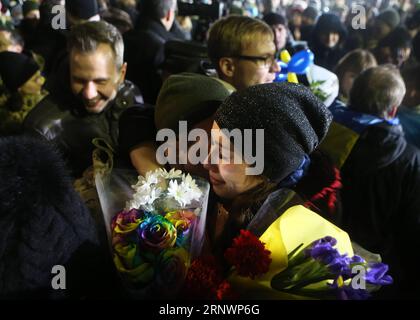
[319,122,360,169]
[228,205,353,299]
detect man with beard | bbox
[24,20,142,177]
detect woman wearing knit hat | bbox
[202,82,341,255]
[0,51,46,135]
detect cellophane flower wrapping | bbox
[95,168,210,298]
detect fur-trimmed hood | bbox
[0,135,99,298]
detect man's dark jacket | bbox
[23,80,141,177]
[123,17,185,104]
[340,122,420,298]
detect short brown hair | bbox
[350,65,406,116]
[207,15,273,68]
[335,49,377,84]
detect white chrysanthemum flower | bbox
[167,180,188,207]
[146,187,161,204]
[131,175,146,190]
[126,185,161,209]
[166,175,202,207]
[159,168,183,179]
[131,170,161,190]
[182,174,201,195]
[145,170,161,185]
[128,168,202,209]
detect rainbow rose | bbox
[112,208,145,234]
[154,247,189,297]
[113,242,154,285]
[164,210,196,244]
[137,214,177,253]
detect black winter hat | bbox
[65,0,99,20]
[314,13,347,38]
[162,40,209,75]
[0,51,39,91]
[263,12,287,26]
[377,8,400,30]
[303,6,319,21]
[22,0,39,16]
[214,82,332,183]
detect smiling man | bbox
[69,41,125,114]
[24,21,142,177]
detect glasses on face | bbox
[231,54,277,68]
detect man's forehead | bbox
[70,43,115,60]
[241,36,276,54]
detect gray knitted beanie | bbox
[215,82,332,183]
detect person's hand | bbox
[130,142,163,176]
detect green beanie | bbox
[155,72,233,131]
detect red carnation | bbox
[182,255,223,299]
[216,280,238,300]
[224,229,271,279]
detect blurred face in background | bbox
[291,11,302,27]
[340,71,357,99]
[320,32,340,48]
[375,46,411,67]
[271,23,288,51]
[0,31,23,53]
[302,15,315,26]
[19,70,45,95]
[24,9,40,20]
[372,20,392,41]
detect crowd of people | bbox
[1,0,420,299]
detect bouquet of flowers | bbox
[269,236,393,299]
[183,205,392,300]
[96,168,209,298]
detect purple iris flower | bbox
[328,255,352,275]
[350,255,365,264]
[329,277,371,300]
[365,263,393,286]
[311,236,337,247]
[305,236,344,267]
[337,285,371,300]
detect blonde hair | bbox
[350,65,406,116]
[335,49,377,86]
[207,15,274,68]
